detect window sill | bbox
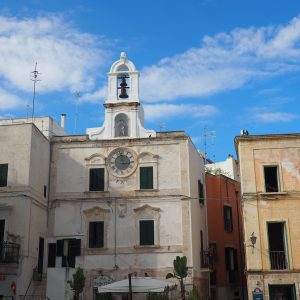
[135,189,159,192]
[85,247,108,255]
[134,245,160,249]
[260,192,287,197]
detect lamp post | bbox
[128,273,133,300]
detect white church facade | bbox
[0,53,209,299]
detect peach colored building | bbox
[235,133,300,300]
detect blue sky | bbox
[1,0,300,161]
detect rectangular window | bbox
[224,205,233,232]
[56,239,81,268]
[89,168,105,191]
[269,285,296,300]
[140,167,153,189]
[0,164,8,187]
[268,222,288,269]
[139,220,154,246]
[89,222,104,248]
[198,180,204,204]
[264,166,280,192]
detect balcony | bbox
[201,250,211,269]
[269,251,288,270]
[0,242,20,264]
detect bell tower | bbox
[87,52,156,140]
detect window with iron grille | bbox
[224,205,233,232]
[0,164,8,187]
[139,220,154,245]
[89,168,105,191]
[140,167,153,189]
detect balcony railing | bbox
[0,242,20,263]
[201,250,211,269]
[269,251,288,270]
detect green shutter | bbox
[140,220,154,245]
[140,167,153,189]
[89,168,104,191]
[0,164,8,187]
[89,222,104,248]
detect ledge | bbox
[259,192,288,199]
[135,189,159,193]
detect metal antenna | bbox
[30,62,41,119]
[159,123,166,132]
[203,125,216,164]
[74,90,81,134]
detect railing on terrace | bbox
[0,242,20,263]
[201,250,211,269]
[269,251,288,270]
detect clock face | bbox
[108,148,137,177]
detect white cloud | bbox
[255,112,296,122]
[80,86,107,103]
[0,88,23,110]
[0,15,109,94]
[140,15,300,102]
[144,103,219,121]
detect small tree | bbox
[67,267,85,300]
[166,256,188,300]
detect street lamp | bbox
[250,232,257,247]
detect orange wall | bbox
[206,173,246,287]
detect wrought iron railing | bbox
[0,242,20,263]
[201,250,211,268]
[269,251,288,270]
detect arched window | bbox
[115,113,129,137]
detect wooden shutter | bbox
[89,222,104,248]
[140,220,154,245]
[48,243,56,268]
[0,164,8,187]
[140,167,153,189]
[225,247,230,270]
[56,240,64,256]
[89,168,104,191]
[69,239,81,256]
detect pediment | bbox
[133,204,160,213]
[85,154,106,165]
[83,206,110,218]
[138,152,159,163]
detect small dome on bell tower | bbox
[107,52,140,104]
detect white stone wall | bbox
[47,134,208,299]
[0,123,50,297]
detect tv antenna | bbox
[30,62,41,119]
[203,125,216,164]
[159,123,166,132]
[74,90,81,134]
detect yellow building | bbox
[235,133,300,300]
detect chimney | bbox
[60,114,66,129]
